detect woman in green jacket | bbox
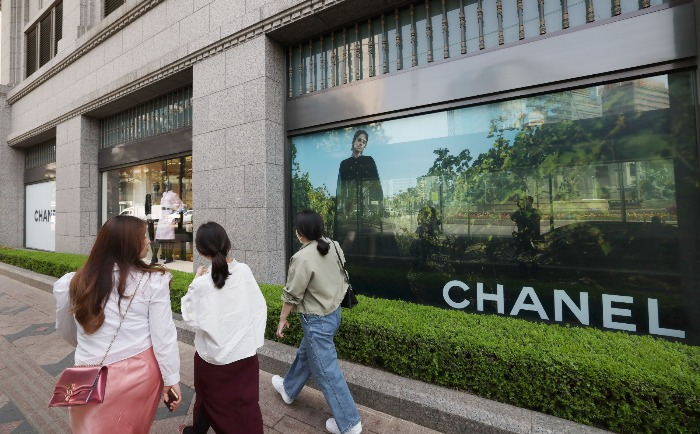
[273,210,362,434]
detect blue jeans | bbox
[283,307,361,433]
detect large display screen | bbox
[25,181,56,251]
[290,71,700,343]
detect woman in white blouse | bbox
[53,215,182,434]
[180,221,267,434]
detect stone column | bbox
[55,116,100,254]
[192,35,286,284]
[0,85,25,248]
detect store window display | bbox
[153,183,184,264]
[102,156,194,265]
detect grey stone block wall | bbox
[192,35,287,285]
[55,116,100,254]
[0,86,24,248]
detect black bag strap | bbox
[329,239,350,282]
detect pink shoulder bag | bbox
[49,272,146,407]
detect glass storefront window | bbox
[290,71,700,343]
[102,156,194,264]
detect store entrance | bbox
[102,156,193,267]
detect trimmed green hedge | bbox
[0,247,192,311]
[2,247,699,432]
[261,285,700,433]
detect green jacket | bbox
[282,239,348,315]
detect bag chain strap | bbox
[98,272,146,366]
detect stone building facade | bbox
[1,0,699,342]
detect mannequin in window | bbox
[154,182,183,264]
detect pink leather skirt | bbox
[69,347,164,434]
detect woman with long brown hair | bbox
[53,215,182,433]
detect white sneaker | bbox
[326,418,362,434]
[271,375,293,404]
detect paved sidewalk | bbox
[0,273,439,434]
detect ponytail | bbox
[210,251,229,289]
[195,222,232,289]
[316,238,330,255]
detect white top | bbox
[53,269,181,386]
[155,190,183,240]
[181,260,267,365]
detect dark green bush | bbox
[0,247,87,277]
[0,247,191,313]
[2,248,699,432]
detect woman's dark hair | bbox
[295,210,329,255]
[195,221,232,289]
[70,215,164,334]
[353,130,368,142]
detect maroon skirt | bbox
[192,352,263,434]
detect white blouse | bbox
[53,269,180,386]
[181,260,267,365]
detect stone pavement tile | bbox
[11,420,39,433]
[0,337,70,433]
[24,418,63,434]
[272,413,325,433]
[279,401,329,430]
[15,333,74,366]
[0,306,53,331]
[261,404,285,429]
[360,407,413,434]
[13,415,42,434]
[2,323,55,343]
[178,341,197,387]
[256,368,440,434]
[0,421,24,434]
[0,324,33,336]
[0,277,56,317]
[0,309,54,329]
[0,398,40,434]
[0,401,24,423]
[42,352,75,378]
[0,305,30,316]
[151,414,190,433]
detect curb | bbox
[0,262,610,434]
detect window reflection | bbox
[290,72,700,342]
[102,156,194,263]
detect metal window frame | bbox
[285,0,675,100]
[285,3,696,135]
[99,85,194,149]
[104,0,126,18]
[25,1,63,78]
[98,128,193,171]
